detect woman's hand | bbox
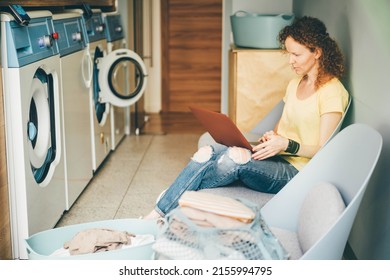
[251,131,288,160]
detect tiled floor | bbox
[56,127,203,228]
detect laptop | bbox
[189,105,254,150]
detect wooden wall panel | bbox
[161,0,222,112]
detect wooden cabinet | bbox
[228,48,296,132]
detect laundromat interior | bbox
[0,0,390,261]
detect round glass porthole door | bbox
[98,49,147,107]
[27,68,58,186]
[93,46,110,126]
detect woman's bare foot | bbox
[143,209,162,220]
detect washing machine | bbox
[1,10,66,259]
[53,12,93,210]
[75,9,112,172]
[78,9,148,171]
[104,12,129,150]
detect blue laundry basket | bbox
[231,11,294,49]
[25,219,158,260]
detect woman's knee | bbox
[227,147,251,164]
[192,145,251,165]
[192,145,213,163]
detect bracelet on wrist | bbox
[286,139,300,154]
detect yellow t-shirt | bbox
[277,77,349,170]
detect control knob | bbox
[38,35,53,48]
[72,32,82,42]
[96,24,104,33]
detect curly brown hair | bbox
[279,16,345,89]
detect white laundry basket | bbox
[231,11,294,49]
[25,219,158,260]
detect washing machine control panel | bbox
[104,14,124,42]
[84,12,106,43]
[53,15,87,57]
[4,14,59,67]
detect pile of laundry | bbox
[153,191,288,260]
[50,228,155,257]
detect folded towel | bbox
[180,206,248,229]
[178,191,255,223]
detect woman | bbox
[144,16,349,219]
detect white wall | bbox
[293,0,390,260]
[142,0,161,113]
[117,0,128,39]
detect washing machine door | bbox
[82,48,93,89]
[98,49,147,107]
[93,46,110,126]
[27,68,60,186]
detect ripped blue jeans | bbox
[155,143,299,216]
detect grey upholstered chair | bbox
[261,123,382,259]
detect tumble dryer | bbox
[1,10,66,259]
[53,12,93,210]
[78,9,148,171]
